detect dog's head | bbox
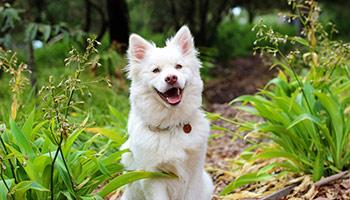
[126,26,202,111]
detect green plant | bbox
[0,38,174,199]
[0,3,21,48]
[215,17,296,60]
[215,22,256,59]
[220,0,350,196]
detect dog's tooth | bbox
[177,89,180,95]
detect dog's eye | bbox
[152,68,160,73]
[175,64,182,69]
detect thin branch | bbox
[50,70,82,199]
[261,183,298,200]
[315,171,349,187]
[0,135,17,184]
[261,171,350,200]
[59,147,75,190]
[278,51,313,114]
[50,146,60,200]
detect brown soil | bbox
[204,55,275,104]
[205,103,252,199]
[313,177,350,199]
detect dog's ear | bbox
[128,34,152,63]
[171,25,194,55]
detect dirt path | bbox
[204,55,275,104]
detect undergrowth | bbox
[0,38,173,199]
[219,0,350,197]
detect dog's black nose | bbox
[165,75,177,85]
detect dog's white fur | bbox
[120,26,213,200]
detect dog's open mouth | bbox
[155,87,183,105]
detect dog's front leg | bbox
[141,179,169,200]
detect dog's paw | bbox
[121,151,134,169]
[120,140,135,169]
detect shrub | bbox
[215,22,255,59]
[215,18,296,61]
[220,0,350,195]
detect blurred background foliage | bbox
[2,0,350,76]
[1,0,350,85]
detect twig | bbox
[0,135,17,184]
[315,171,349,187]
[260,183,299,200]
[59,147,75,190]
[260,171,350,200]
[50,145,60,200]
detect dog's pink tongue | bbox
[167,96,181,104]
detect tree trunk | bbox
[248,10,255,23]
[167,0,180,30]
[84,0,92,33]
[197,0,209,45]
[106,0,130,54]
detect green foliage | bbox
[97,171,176,198]
[215,18,296,60]
[220,0,350,195]
[0,3,21,48]
[0,38,173,199]
[215,22,256,59]
[319,1,350,41]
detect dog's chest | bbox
[128,116,209,169]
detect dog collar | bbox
[147,123,192,134]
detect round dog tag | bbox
[183,124,192,134]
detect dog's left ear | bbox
[171,25,194,55]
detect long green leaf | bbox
[10,119,35,159]
[11,181,49,199]
[85,127,126,145]
[316,92,344,168]
[220,172,273,195]
[98,171,176,197]
[0,179,14,200]
[312,150,324,181]
[21,108,35,139]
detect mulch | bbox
[206,103,350,200]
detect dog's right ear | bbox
[128,34,152,63]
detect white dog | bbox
[120,26,213,200]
